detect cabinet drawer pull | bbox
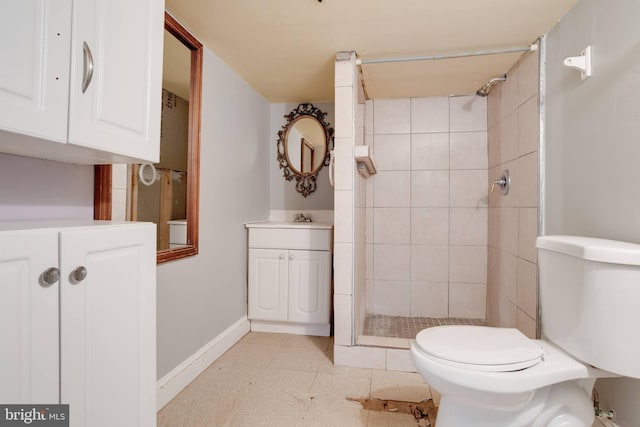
[82,41,94,94]
[41,267,60,286]
[70,266,88,284]
[289,255,295,261]
[279,254,285,260]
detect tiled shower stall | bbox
[333,47,540,370]
[364,95,489,323]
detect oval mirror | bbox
[277,103,333,197]
[285,116,327,175]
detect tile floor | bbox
[362,314,488,339]
[158,332,439,426]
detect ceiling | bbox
[165,0,577,103]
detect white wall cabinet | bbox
[0,0,163,164]
[0,221,156,427]
[0,1,72,144]
[246,222,332,336]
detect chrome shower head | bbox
[476,75,507,97]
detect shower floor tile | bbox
[362,314,488,339]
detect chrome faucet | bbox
[294,212,312,222]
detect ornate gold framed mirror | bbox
[277,103,334,197]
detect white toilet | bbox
[411,235,640,426]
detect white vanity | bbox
[245,221,333,336]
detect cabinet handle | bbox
[41,267,60,286]
[279,254,285,260]
[81,41,94,94]
[289,255,295,261]
[70,266,88,284]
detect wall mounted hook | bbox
[563,46,592,80]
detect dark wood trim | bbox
[94,165,112,220]
[157,11,202,263]
[164,12,203,51]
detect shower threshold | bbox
[361,314,488,342]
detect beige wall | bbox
[364,96,488,319]
[156,46,271,378]
[486,48,539,338]
[544,0,640,423]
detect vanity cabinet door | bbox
[60,223,156,427]
[0,0,71,142]
[68,0,163,163]
[288,250,331,324]
[248,249,288,321]
[0,228,59,404]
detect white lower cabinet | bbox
[249,248,330,324]
[0,221,156,427]
[246,223,332,336]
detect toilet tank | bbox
[537,235,640,378]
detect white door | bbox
[0,228,59,404]
[248,249,288,321]
[60,223,156,427]
[68,0,163,163]
[288,250,331,324]
[0,0,71,142]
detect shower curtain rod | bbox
[357,44,537,65]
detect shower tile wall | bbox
[333,52,357,347]
[333,51,368,348]
[486,49,539,338]
[365,96,488,319]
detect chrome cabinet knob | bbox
[70,266,88,284]
[41,267,60,286]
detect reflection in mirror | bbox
[287,117,326,174]
[94,12,202,264]
[131,86,189,250]
[277,104,333,197]
[301,138,314,173]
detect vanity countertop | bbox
[244,221,333,230]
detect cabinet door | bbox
[248,249,288,321]
[0,0,71,142]
[288,250,331,324]
[68,0,163,163]
[60,224,156,427]
[0,229,59,404]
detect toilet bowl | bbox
[411,236,640,427]
[410,326,612,426]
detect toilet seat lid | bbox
[415,326,544,372]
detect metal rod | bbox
[358,45,536,65]
[537,35,545,341]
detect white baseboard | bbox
[156,316,250,410]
